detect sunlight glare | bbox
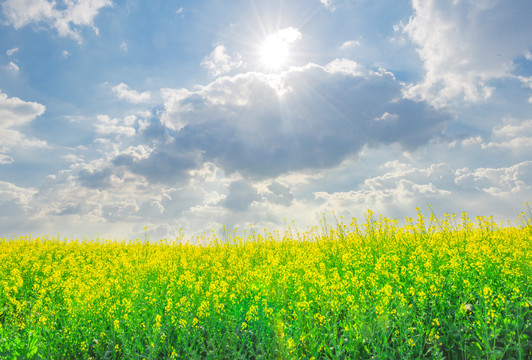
[259,27,301,71]
[260,37,289,69]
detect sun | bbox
[260,35,289,69]
[258,27,302,71]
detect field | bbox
[1,207,532,359]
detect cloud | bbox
[313,159,532,223]
[111,83,151,104]
[0,90,47,155]
[112,144,198,185]
[160,59,451,179]
[6,61,19,73]
[78,167,114,189]
[319,0,335,10]
[518,76,532,103]
[455,161,532,195]
[95,114,136,137]
[0,180,37,217]
[201,44,244,77]
[480,119,532,153]
[0,90,45,128]
[271,27,302,44]
[492,120,532,139]
[219,180,261,211]
[6,47,19,57]
[1,0,112,42]
[403,0,532,106]
[0,154,14,165]
[340,40,361,50]
[263,181,294,206]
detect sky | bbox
[1,0,531,241]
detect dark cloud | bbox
[220,180,261,211]
[113,147,197,184]
[159,61,451,179]
[264,181,294,206]
[141,119,171,142]
[79,60,451,190]
[78,168,113,189]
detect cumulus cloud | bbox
[518,76,532,103]
[220,180,261,211]
[0,154,14,164]
[0,180,37,217]
[0,90,47,155]
[403,0,532,106]
[201,44,244,77]
[314,159,532,223]
[455,161,532,195]
[112,144,198,185]
[264,181,294,206]
[158,59,450,179]
[95,114,136,136]
[0,90,45,128]
[269,27,302,44]
[479,119,532,153]
[1,0,112,42]
[111,83,151,104]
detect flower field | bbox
[1,208,531,359]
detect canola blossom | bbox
[1,208,531,359]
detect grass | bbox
[1,206,531,359]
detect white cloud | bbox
[0,91,47,153]
[477,119,532,153]
[0,128,47,149]
[272,27,302,44]
[340,40,361,50]
[0,180,38,217]
[403,0,532,106]
[95,114,136,137]
[455,161,532,195]
[313,158,532,225]
[325,58,372,77]
[319,0,335,10]
[6,47,19,57]
[7,61,19,73]
[0,90,45,128]
[517,76,532,103]
[201,44,244,77]
[1,0,112,42]
[0,154,14,164]
[492,119,532,139]
[111,83,151,104]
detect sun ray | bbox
[258,27,302,71]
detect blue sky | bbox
[1,0,531,240]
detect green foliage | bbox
[1,207,531,359]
